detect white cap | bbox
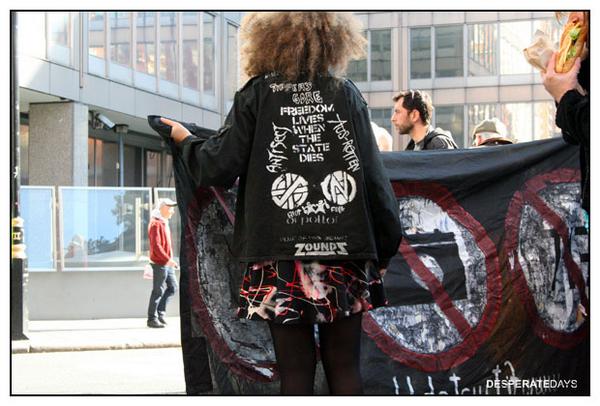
[158,197,177,207]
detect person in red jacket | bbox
[147,198,179,328]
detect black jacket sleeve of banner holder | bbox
[345,81,403,268]
[177,89,257,189]
[556,89,590,212]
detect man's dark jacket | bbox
[405,127,459,150]
[171,74,401,268]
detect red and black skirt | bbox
[237,260,387,324]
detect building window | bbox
[226,23,239,101]
[468,23,497,76]
[410,27,431,79]
[533,18,562,45]
[20,122,29,186]
[370,29,391,81]
[109,12,131,67]
[370,108,392,135]
[88,12,105,59]
[435,25,464,78]
[468,103,498,141]
[534,101,560,140]
[347,31,367,82]
[500,102,533,143]
[182,12,200,90]
[88,138,119,187]
[500,21,532,75]
[203,13,216,96]
[159,12,177,83]
[48,12,69,47]
[435,105,464,148]
[145,150,163,188]
[123,145,143,187]
[135,12,156,75]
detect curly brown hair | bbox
[240,12,367,83]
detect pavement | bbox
[11,316,181,354]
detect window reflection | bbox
[203,13,216,95]
[182,12,200,90]
[60,187,151,270]
[468,103,498,139]
[500,21,532,75]
[500,103,533,142]
[136,12,156,75]
[48,12,69,47]
[435,25,464,78]
[435,105,464,147]
[226,23,238,101]
[159,12,177,82]
[109,12,131,67]
[88,12,105,59]
[21,187,55,271]
[371,29,391,81]
[468,24,497,76]
[534,102,560,139]
[410,27,431,79]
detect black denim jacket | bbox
[176,73,401,267]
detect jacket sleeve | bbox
[345,82,402,268]
[177,87,257,188]
[556,89,590,146]
[428,136,456,150]
[149,222,171,264]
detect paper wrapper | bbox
[524,29,587,95]
[523,30,555,73]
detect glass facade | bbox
[435,105,465,148]
[60,187,152,270]
[159,12,177,83]
[468,103,498,141]
[499,21,532,75]
[203,13,216,95]
[88,138,120,187]
[182,12,200,90]
[88,12,105,59]
[370,29,392,81]
[468,23,497,76]
[109,12,131,67]
[435,25,463,78]
[370,108,393,135]
[21,187,56,271]
[135,12,156,75]
[226,23,239,101]
[48,12,69,47]
[410,27,431,79]
[500,102,533,142]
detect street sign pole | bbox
[11,11,29,341]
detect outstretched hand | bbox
[160,117,192,144]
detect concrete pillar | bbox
[28,101,88,186]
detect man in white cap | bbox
[147,198,179,328]
[472,118,513,147]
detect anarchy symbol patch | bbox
[271,173,309,210]
[320,171,357,206]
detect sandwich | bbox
[556,13,589,73]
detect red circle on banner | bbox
[185,187,278,383]
[363,181,502,372]
[504,168,588,349]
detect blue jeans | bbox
[147,264,178,321]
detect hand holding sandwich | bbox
[541,52,582,103]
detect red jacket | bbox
[148,217,172,265]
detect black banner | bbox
[156,117,589,396]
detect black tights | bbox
[268,313,364,395]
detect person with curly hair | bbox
[160,12,401,395]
